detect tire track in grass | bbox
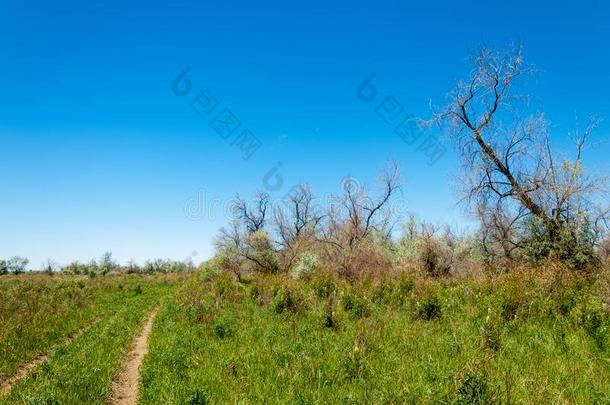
[109,308,159,405]
[0,319,99,395]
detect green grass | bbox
[2,269,610,404]
[0,275,176,404]
[0,274,161,378]
[138,269,610,404]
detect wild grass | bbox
[0,274,177,404]
[139,265,610,404]
[0,274,178,379]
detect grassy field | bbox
[140,267,610,404]
[1,268,610,404]
[0,274,177,404]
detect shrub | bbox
[61,261,92,275]
[341,291,370,319]
[246,230,280,273]
[212,272,243,302]
[309,271,338,300]
[317,302,337,330]
[271,285,305,314]
[455,371,491,404]
[371,278,394,304]
[7,256,29,274]
[290,252,319,280]
[417,293,442,320]
[393,272,415,305]
[0,259,7,275]
[522,216,599,269]
[99,252,117,275]
[481,311,503,351]
[420,236,452,277]
[187,389,210,405]
[570,298,609,349]
[212,316,235,339]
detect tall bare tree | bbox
[434,43,608,263]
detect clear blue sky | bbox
[1,0,609,268]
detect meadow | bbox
[0,274,177,404]
[3,263,608,404]
[137,265,610,404]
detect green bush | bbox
[212,316,235,339]
[271,286,305,314]
[570,298,609,350]
[187,389,210,405]
[0,259,8,275]
[341,291,370,319]
[393,272,415,305]
[309,272,337,300]
[417,294,442,320]
[481,311,503,351]
[522,216,599,269]
[290,252,319,280]
[455,371,491,404]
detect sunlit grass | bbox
[139,268,610,404]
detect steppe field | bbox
[2,264,609,404]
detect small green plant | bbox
[212,316,235,339]
[571,299,609,350]
[393,272,415,305]
[455,371,491,404]
[318,301,337,330]
[417,294,442,320]
[371,279,393,304]
[341,292,370,319]
[481,311,503,351]
[187,389,210,405]
[309,272,337,300]
[341,334,371,381]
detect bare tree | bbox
[274,184,323,249]
[318,165,401,275]
[216,192,279,277]
[273,184,324,270]
[233,192,270,234]
[434,43,608,263]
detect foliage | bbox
[416,293,442,320]
[4,256,29,274]
[522,216,599,269]
[289,252,320,280]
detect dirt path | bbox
[0,320,97,395]
[109,309,158,405]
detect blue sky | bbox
[1,0,609,268]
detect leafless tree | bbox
[274,184,323,249]
[318,165,401,275]
[216,192,279,277]
[233,192,270,234]
[342,164,401,247]
[433,43,608,262]
[273,184,324,270]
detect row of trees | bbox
[0,253,195,276]
[0,256,29,275]
[61,253,195,276]
[213,43,609,278]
